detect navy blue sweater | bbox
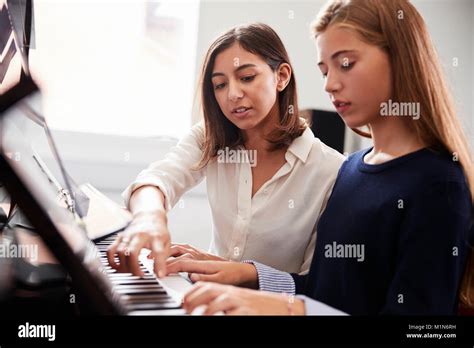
[292,147,472,315]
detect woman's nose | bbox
[228,81,244,101]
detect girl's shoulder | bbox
[346,147,470,196]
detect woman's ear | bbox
[276,63,292,92]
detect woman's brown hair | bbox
[312,0,474,311]
[197,23,306,168]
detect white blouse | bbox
[122,122,345,274]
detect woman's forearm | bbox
[129,185,168,223]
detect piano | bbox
[0,78,192,315]
[95,233,188,313]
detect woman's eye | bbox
[321,73,328,79]
[214,83,226,90]
[241,75,255,82]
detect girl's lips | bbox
[334,102,351,114]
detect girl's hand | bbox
[183,282,305,315]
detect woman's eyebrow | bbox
[317,49,357,66]
[211,63,257,78]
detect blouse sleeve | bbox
[122,122,207,211]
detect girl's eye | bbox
[321,73,328,79]
[341,62,355,70]
[241,75,255,82]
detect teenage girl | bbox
[168,0,474,315]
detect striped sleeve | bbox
[242,260,295,294]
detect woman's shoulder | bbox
[175,121,205,148]
[305,128,347,166]
[189,120,206,140]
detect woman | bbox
[107,23,345,278]
[169,0,474,315]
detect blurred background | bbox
[2,0,473,250]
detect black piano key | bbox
[115,288,167,295]
[115,285,165,291]
[124,296,171,304]
[108,274,156,280]
[122,294,172,302]
[126,302,181,311]
[94,236,180,311]
[112,279,158,283]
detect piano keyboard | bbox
[95,234,181,312]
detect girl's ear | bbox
[277,63,292,92]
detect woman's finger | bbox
[116,241,130,273]
[107,235,122,269]
[126,236,147,277]
[151,236,168,278]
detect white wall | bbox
[413,0,474,152]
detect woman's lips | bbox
[232,107,252,118]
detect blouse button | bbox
[233,247,240,256]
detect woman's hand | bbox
[183,282,305,315]
[107,211,171,278]
[166,259,258,288]
[166,243,226,264]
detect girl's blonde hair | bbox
[312,0,474,311]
